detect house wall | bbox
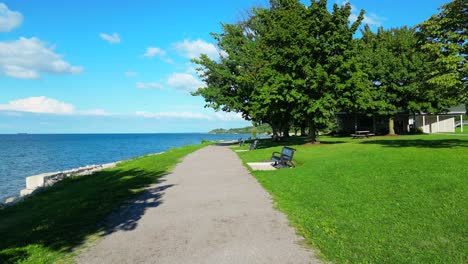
[415,115,455,133]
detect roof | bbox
[448,104,467,114]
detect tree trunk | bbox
[308,119,317,142]
[388,117,396,135]
[271,124,282,141]
[300,123,307,136]
[283,125,290,138]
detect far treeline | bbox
[192,0,467,140]
[209,124,272,135]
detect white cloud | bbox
[135,111,211,120]
[0,3,23,32]
[100,33,121,44]
[167,72,204,92]
[0,96,111,116]
[338,1,385,27]
[0,96,75,114]
[143,47,166,57]
[136,82,164,89]
[135,110,245,122]
[0,37,83,79]
[124,71,138,77]
[173,39,224,60]
[143,47,173,63]
[163,58,174,64]
[186,66,197,74]
[215,112,244,121]
[362,13,385,27]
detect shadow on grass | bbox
[360,139,468,148]
[248,136,347,149]
[0,165,171,263]
[0,249,28,264]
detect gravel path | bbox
[77,145,319,264]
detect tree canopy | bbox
[193,0,466,138]
[418,0,467,108]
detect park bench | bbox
[249,139,258,150]
[238,138,245,146]
[271,146,296,168]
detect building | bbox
[336,104,466,134]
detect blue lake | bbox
[0,133,253,200]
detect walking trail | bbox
[77,145,319,264]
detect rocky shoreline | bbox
[0,162,117,208]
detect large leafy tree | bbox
[299,1,366,140]
[359,26,431,134]
[193,1,300,139]
[193,0,366,140]
[418,0,467,108]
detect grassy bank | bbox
[235,135,467,263]
[0,143,208,264]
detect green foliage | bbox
[209,123,272,134]
[194,0,466,139]
[359,26,432,115]
[418,0,467,105]
[0,143,207,264]
[236,135,468,263]
[193,0,364,140]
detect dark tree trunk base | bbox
[306,139,320,144]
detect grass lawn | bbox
[235,135,467,263]
[455,125,468,134]
[0,143,207,264]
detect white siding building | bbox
[410,104,466,133]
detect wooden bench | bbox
[271,147,296,168]
[249,139,258,150]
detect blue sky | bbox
[0,0,450,133]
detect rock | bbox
[14,161,119,203]
[5,196,18,204]
[20,189,34,196]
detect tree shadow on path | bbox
[102,180,174,235]
[0,164,173,263]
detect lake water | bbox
[0,133,253,200]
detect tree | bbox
[417,0,467,109]
[193,0,366,141]
[358,26,433,135]
[193,0,310,140]
[299,1,365,140]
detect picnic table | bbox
[351,130,375,138]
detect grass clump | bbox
[0,143,207,264]
[235,134,467,263]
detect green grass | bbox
[455,125,468,134]
[234,135,468,263]
[0,143,208,264]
